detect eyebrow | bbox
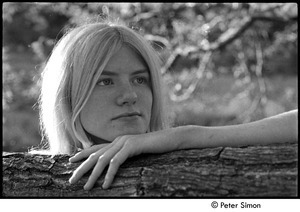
[101,69,150,76]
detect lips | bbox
[112,112,141,120]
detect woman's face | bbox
[80,45,153,143]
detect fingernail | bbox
[102,181,108,189]
[84,184,91,191]
[69,175,76,184]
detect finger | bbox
[69,144,113,184]
[102,147,129,189]
[83,155,109,190]
[69,144,109,163]
[83,143,123,190]
[69,153,100,184]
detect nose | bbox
[116,84,138,106]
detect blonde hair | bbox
[35,21,167,155]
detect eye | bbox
[133,77,147,84]
[97,79,113,86]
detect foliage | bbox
[3,3,298,151]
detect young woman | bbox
[36,21,298,191]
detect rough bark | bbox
[2,143,298,197]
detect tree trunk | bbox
[2,143,298,197]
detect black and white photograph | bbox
[2,2,298,207]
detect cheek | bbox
[80,92,110,128]
[139,88,153,117]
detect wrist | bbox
[142,127,187,154]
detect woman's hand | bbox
[69,135,142,190]
[68,127,184,190]
[69,143,109,163]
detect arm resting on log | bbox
[3,143,297,197]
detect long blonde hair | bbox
[35,21,167,155]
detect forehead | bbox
[104,45,148,73]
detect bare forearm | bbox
[69,110,297,190]
[177,110,298,149]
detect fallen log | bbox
[2,143,298,197]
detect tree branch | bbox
[3,143,298,197]
[162,14,297,74]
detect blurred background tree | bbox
[3,3,297,152]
